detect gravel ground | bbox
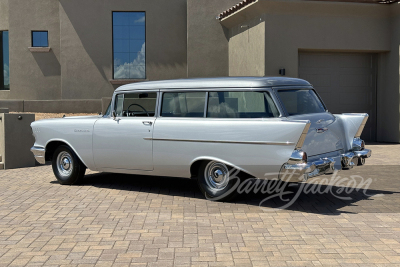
[11,112,98,121]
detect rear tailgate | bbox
[288,113,344,156]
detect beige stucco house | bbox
[0,0,399,143]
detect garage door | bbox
[298,52,377,142]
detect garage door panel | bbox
[299,52,376,141]
[318,92,340,105]
[340,93,368,106]
[339,54,371,68]
[299,54,335,68]
[339,74,370,87]
[302,74,332,87]
[300,67,335,75]
[339,67,372,75]
[339,86,372,94]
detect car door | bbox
[92,91,158,171]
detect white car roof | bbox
[115,77,311,92]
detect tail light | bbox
[287,150,308,165]
[352,138,365,151]
[302,151,308,163]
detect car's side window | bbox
[114,92,157,117]
[207,91,280,118]
[161,92,206,117]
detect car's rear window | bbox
[278,89,326,116]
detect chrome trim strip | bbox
[295,121,311,150]
[144,138,295,146]
[355,115,369,138]
[204,92,209,118]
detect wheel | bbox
[197,161,242,201]
[52,145,86,185]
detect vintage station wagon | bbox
[31,77,371,200]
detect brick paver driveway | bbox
[0,144,399,266]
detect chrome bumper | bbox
[280,148,371,183]
[30,146,46,164]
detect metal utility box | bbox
[0,109,36,169]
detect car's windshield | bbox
[277,89,326,116]
[104,100,112,116]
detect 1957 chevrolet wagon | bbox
[31,77,371,201]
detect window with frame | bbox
[0,31,9,90]
[207,91,280,118]
[277,89,326,116]
[113,12,146,79]
[161,92,206,117]
[32,31,48,47]
[115,92,157,117]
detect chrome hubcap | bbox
[57,151,73,177]
[62,158,70,170]
[204,161,230,190]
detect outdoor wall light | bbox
[279,68,286,76]
[241,25,250,42]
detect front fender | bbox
[45,139,91,169]
[31,117,99,170]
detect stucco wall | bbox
[0,0,8,31]
[187,0,239,78]
[0,0,187,105]
[0,0,61,101]
[229,16,265,76]
[59,0,187,100]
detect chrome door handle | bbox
[142,121,153,126]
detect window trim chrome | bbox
[159,91,208,118]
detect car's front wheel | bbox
[197,161,242,201]
[52,145,86,185]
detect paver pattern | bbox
[0,148,399,266]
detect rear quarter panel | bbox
[152,118,308,179]
[334,114,369,151]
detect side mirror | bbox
[112,110,117,120]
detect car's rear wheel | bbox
[197,161,242,201]
[52,145,86,185]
